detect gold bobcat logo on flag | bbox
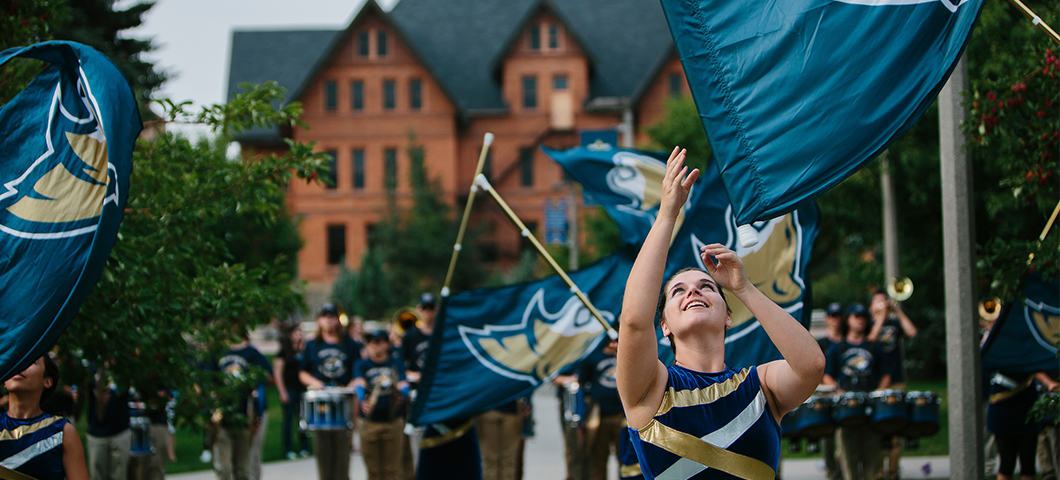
[459,289,613,385]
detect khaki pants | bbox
[88,429,132,480]
[314,429,353,480]
[836,424,881,480]
[586,413,624,480]
[249,415,268,480]
[360,419,405,480]
[213,426,252,480]
[1040,423,1060,480]
[476,410,523,480]
[128,424,170,480]
[876,436,902,480]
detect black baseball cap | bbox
[364,329,390,342]
[826,302,843,316]
[418,293,437,308]
[846,303,869,318]
[317,303,340,318]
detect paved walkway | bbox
[173,384,951,480]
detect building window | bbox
[523,76,537,109]
[409,79,422,110]
[383,80,396,110]
[352,149,365,189]
[553,75,568,90]
[377,31,388,56]
[327,224,346,265]
[384,148,397,189]
[351,81,363,111]
[548,24,559,49]
[325,150,338,189]
[358,31,369,57]
[520,147,534,187]
[669,73,682,97]
[324,81,337,111]
[528,26,540,50]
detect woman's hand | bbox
[700,243,750,296]
[659,146,698,221]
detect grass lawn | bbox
[781,379,950,459]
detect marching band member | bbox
[867,288,917,480]
[300,303,363,480]
[816,303,845,480]
[823,303,889,480]
[618,146,824,479]
[0,355,89,480]
[581,337,624,480]
[354,328,411,480]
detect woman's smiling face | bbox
[661,269,730,339]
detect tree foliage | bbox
[965,11,1059,301]
[62,83,329,428]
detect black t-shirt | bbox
[217,345,273,418]
[279,344,305,392]
[875,317,907,383]
[817,336,840,355]
[402,328,431,376]
[353,357,406,421]
[825,340,882,392]
[580,352,622,416]
[87,371,130,437]
[301,338,362,387]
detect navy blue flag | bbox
[411,253,630,425]
[981,274,1060,375]
[543,146,672,247]
[660,0,983,228]
[0,41,139,381]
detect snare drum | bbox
[832,392,870,427]
[300,388,354,431]
[795,395,836,438]
[869,389,908,436]
[562,382,586,429]
[902,391,940,438]
[128,403,153,456]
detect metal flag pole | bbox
[441,133,494,298]
[474,174,618,340]
[1006,0,1060,44]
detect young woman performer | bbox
[0,355,90,480]
[618,147,825,479]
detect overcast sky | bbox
[122,0,399,112]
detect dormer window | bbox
[377,31,388,56]
[358,31,369,57]
[548,24,559,49]
[529,26,540,51]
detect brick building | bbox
[226,0,688,301]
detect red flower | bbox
[987,91,996,101]
[20,19,29,27]
[1039,111,1047,117]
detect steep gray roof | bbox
[226,0,675,141]
[227,29,341,143]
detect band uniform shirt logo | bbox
[220,355,249,378]
[839,346,875,390]
[317,346,350,380]
[459,289,613,385]
[1,78,118,239]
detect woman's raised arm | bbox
[618,147,698,429]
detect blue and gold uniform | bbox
[0,412,67,480]
[629,365,780,479]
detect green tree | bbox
[0,0,71,105]
[63,83,329,428]
[642,96,712,172]
[54,0,166,118]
